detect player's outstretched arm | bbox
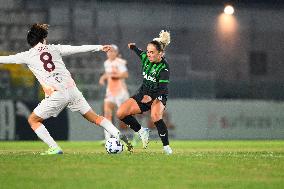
[0,52,26,64]
[128,43,136,49]
[56,44,111,56]
[101,45,112,52]
[128,43,144,57]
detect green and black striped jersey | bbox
[130,45,170,97]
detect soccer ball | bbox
[105,137,124,154]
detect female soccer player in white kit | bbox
[99,45,130,142]
[0,23,125,155]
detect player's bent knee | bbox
[28,114,43,130]
[151,113,162,123]
[116,109,126,120]
[28,114,38,125]
[116,110,122,120]
[27,115,33,126]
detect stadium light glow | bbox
[224,5,234,15]
[216,12,239,51]
[217,13,238,34]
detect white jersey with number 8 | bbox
[0,42,103,119]
[0,42,102,93]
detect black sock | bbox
[121,115,142,132]
[154,119,169,146]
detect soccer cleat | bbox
[132,132,140,147]
[40,147,63,155]
[120,135,134,153]
[138,128,150,149]
[163,145,173,155]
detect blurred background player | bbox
[117,30,173,155]
[99,45,140,145]
[0,23,132,155]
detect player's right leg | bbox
[82,109,120,139]
[67,87,120,139]
[116,98,150,149]
[68,87,133,151]
[103,101,116,142]
[116,98,142,129]
[82,109,134,152]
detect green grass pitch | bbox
[0,140,283,189]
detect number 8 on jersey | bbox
[40,52,55,72]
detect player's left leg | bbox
[30,91,67,155]
[28,112,63,155]
[151,99,172,155]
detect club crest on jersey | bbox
[143,72,156,82]
[150,69,156,75]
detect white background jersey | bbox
[104,57,127,74]
[104,57,128,95]
[0,43,102,92]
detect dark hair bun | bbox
[27,23,49,47]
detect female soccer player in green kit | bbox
[117,30,172,155]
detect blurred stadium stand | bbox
[0,0,284,100]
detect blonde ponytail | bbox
[153,30,171,51]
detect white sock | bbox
[34,124,59,148]
[99,118,120,139]
[138,127,144,135]
[104,129,111,141]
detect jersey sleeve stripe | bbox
[157,64,166,75]
[159,79,169,83]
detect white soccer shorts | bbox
[34,86,91,119]
[104,90,129,107]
